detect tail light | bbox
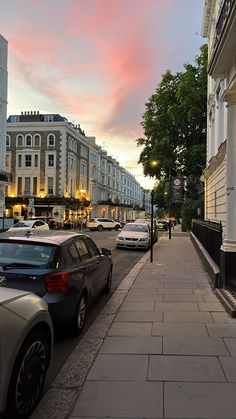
[45,272,69,293]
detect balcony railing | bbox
[214,0,234,50]
[192,219,223,266]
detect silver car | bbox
[116,222,151,250]
[0,288,53,419]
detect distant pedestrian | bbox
[82,218,87,230]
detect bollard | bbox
[169,225,171,239]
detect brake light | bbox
[45,272,69,293]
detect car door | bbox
[73,237,101,300]
[83,236,110,292]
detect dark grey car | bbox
[0,230,112,334]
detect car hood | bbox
[117,231,149,238]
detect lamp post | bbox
[150,190,154,263]
[150,160,158,263]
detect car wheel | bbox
[7,329,49,419]
[97,225,103,231]
[72,293,87,334]
[103,268,112,294]
[115,224,120,231]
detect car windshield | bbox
[123,224,149,233]
[12,221,33,228]
[0,242,59,268]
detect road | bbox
[44,228,148,391]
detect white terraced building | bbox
[6,112,151,224]
[201,0,236,286]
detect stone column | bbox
[221,90,236,286]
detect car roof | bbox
[0,230,89,245]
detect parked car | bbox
[0,288,53,419]
[116,222,151,250]
[87,218,121,231]
[134,218,157,242]
[8,219,50,232]
[0,230,112,334]
[157,220,169,231]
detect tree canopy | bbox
[137,44,208,223]
[137,44,207,181]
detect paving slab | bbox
[165,382,236,418]
[211,312,236,323]
[100,336,162,354]
[72,381,163,418]
[162,294,204,301]
[120,301,155,311]
[163,336,229,355]
[164,311,213,323]
[206,323,236,337]
[148,355,226,382]
[108,321,152,336]
[87,354,148,381]
[116,310,163,322]
[152,322,208,337]
[219,356,236,381]
[223,338,236,355]
[198,302,225,311]
[155,301,199,311]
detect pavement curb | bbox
[30,246,154,419]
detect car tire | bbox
[103,268,112,294]
[115,225,120,231]
[71,293,87,334]
[7,329,50,419]
[97,225,103,231]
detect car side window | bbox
[74,238,90,261]
[84,237,100,257]
[68,242,80,262]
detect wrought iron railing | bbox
[192,219,222,266]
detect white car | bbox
[0,288,53,419]
[87,218,121,231]
[8,219,50,232]
[116,222,151,250]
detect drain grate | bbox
[215,288,236,317]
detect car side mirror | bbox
[101,247,111,256]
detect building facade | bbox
[6,112,150,224]
[0,35,10,217]
[201,0,236,286]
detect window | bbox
[48,154,54,167]
[5,154,10,168]
[35,154,38,167]
[17,177,22,195]
[17,135,23,147]
[18,155,22,168]
[47,134,55,147]
[10,115,20,123]
[69,243,79,262]
[6,135,10,148]
[34,134,41,147]
[47,177,54,195]
[75,239,90,261]
[33,177,37,195]
[44,115,54,122]
[25,155,32,167]
[24,177,31,195]
[26,135,32,147]
[84,237,100,256]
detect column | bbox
[221,90,236,286]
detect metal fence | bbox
[191,219,222,266]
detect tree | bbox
[137,44,207,223]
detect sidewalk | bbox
[32,225,236,419]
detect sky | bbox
[1,0,205,189]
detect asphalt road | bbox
[44,228,148,391]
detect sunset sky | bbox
[1,0,205,189]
